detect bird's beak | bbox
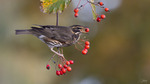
[81,29,86,33]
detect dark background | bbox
[0,0,150,84]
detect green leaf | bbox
[89,0,97,20]
[40,0,71,14]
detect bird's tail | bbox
[15,29,32,35]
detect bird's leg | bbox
[50,48,64,57]
[53,48,66,66]
[58,48,66,62]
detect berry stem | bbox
[76,0,82,8]
[77,42,84,48]
[87,0,99,6]
[75,44,82,51]
[78,1,88,9]
[88,1,98,16]
[79,39,87,42]
[55,54,59,70]
[48,53,56,64]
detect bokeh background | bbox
[0,0,150,84]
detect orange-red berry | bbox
[58,64,62,69]
[85,28,90,32]
[67,66,72,72]
[74,13,78,17]
[46,64,50,70]
[66,61,70,65]
[61,68,67,74]
[99,2,104,6]
[69,60,74,64]
[59,71,63,75]
[97,17,101,22]
[85,45,90,49]
[64,65,68,68]
[105,8,109,12]
[85,41,90,45]
[74,8,79,13]
[56,71,60,76]
[82,49,88,55]
[83,48,88,52]
[101,14,106,19]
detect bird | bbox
[15,25,88,57]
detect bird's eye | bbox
[72,28,81,33]
[77,28,81,29]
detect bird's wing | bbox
[31,26,73,43]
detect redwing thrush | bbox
[15,25,87,57]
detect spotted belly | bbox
[47,41,63,48]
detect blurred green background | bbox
[0,0,150,84]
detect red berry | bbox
[83,48,88,52]
[67,66,72,72]
[61,68,67,74]
[46,64,50,70]
[59,71,63,75]
[99,2,104,6]
[82,49,88,55]
[85,45,90,49]
[74,8,79,13]
[74,13,78,17]
[97,17,101,22]
[66,61,70,65]
[101,14,106,19]
[69,60,74,64]
[85,28,90,32]
[64,65,68,68]
[58,64,62,68]
[85,41,90,45]
[56,71,60,76]
[105,8,109,12]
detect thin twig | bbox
[48,54,56,64]
[77,42,84,48]
[77,0,82,8]
[55,48,60,70]
[78,1,88,9]
[89,2,98,16]
[56,12,58,26]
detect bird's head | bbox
[70,25,89,34]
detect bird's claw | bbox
[58,53,64,57]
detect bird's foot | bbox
[50,48,64,57]
[57,53,64,57]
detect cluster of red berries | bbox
[74,0,110,22]
[98,2,109,12]
[46,60,74,76]
[96,2,109,22]
[96,14,106,22]
[74,8,79,17]
[73,0,88,18]
[82,41,90,55]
